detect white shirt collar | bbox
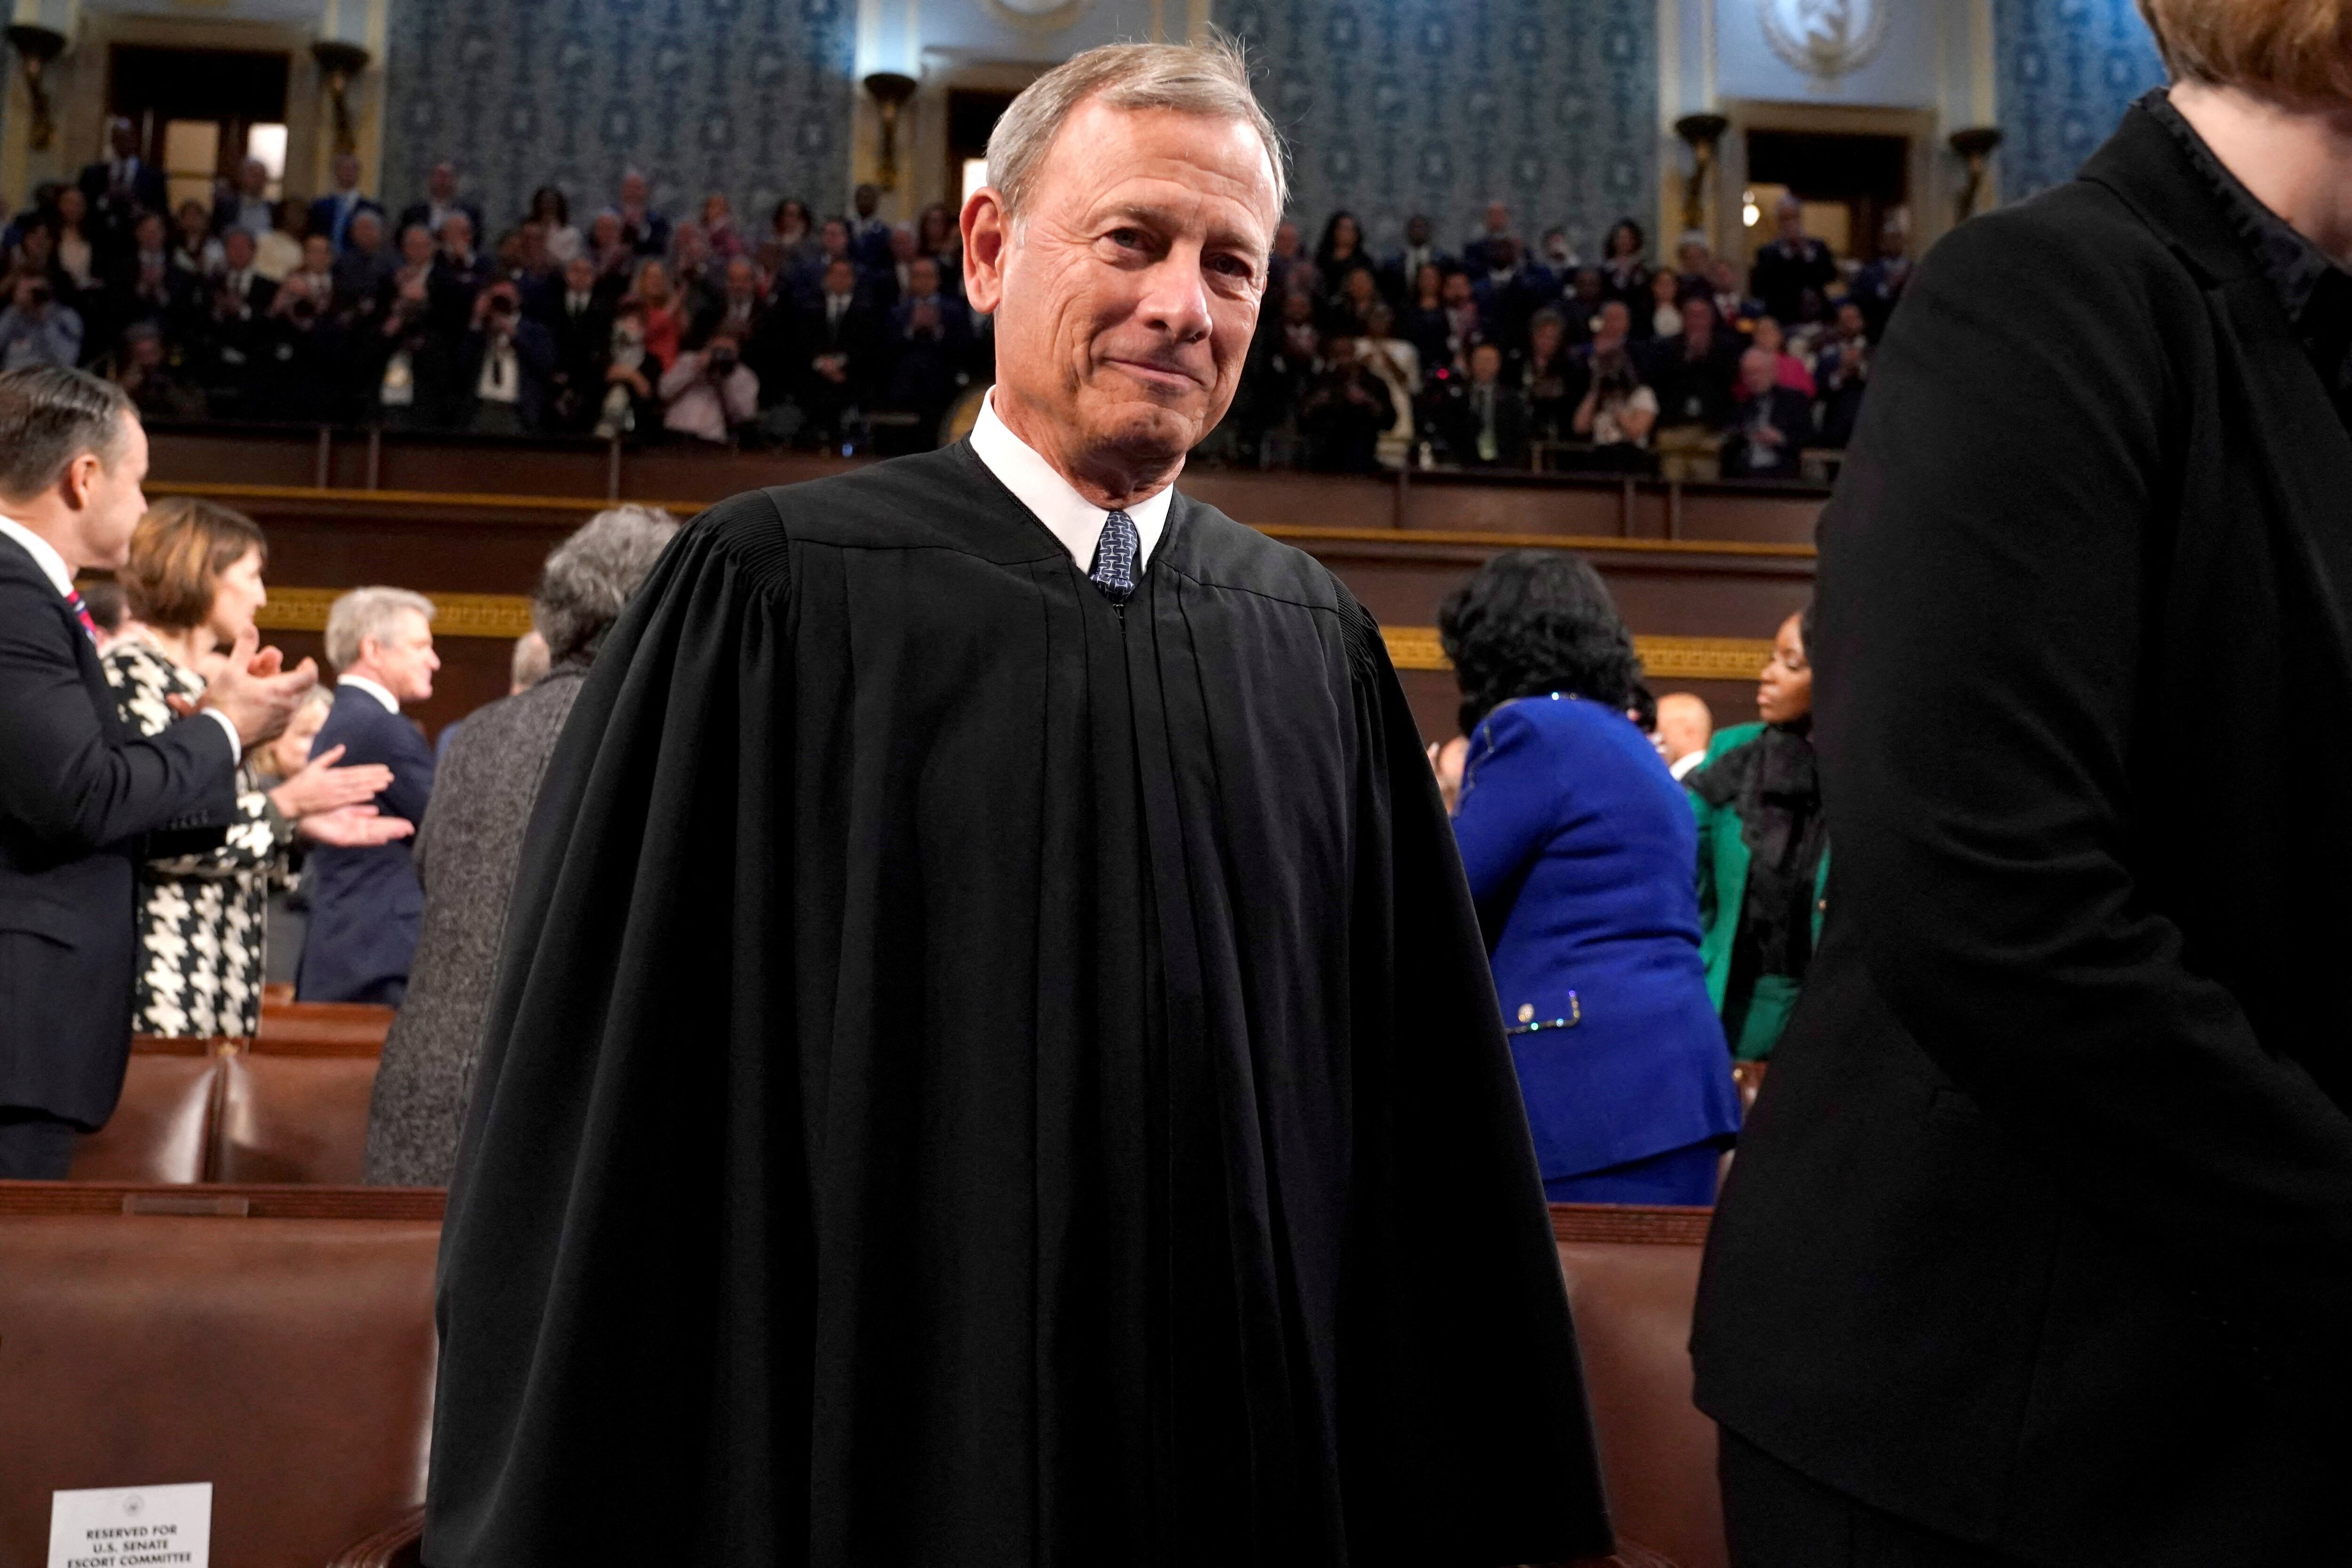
[339,673,401,713]
[967,389,1173,574]
[0,516,74,596]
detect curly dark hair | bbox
[1438,549,1644,733]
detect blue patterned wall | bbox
[1994,0,2167,199]
[1217,0,1657,262]
[382,0,856,240]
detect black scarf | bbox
[1690,720,1827,978]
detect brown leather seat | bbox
[215,1054,380,1185]
[69,1051,222,1183]
[254,1000,394,1055]
[0,1183,442,1568]
[1553,1204,1725,1568]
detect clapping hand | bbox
[266,743,393,820]
[297,805,417,847]
[170,626,318,746]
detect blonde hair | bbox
[985,34,1287,223]
[324,586,436,672]
[2137,0,2352,103]
[120,497,267,631]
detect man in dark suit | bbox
[1642,295,1738,432]
[453,282,554,434]
[879,256,970,436]
[394,162,486,257]
[1692,54,2352,1568]
[1720,346,1813,478]
[78,118,169,257]
[848,182,891,271]
[1459,199,1517,276]
[1379,212,1452,307]
[308,153,388,254]
[1748,194,1839,328]
[792,257,881,444]
[1435,340,1529,468]
[0,367,314,1177]
[297,587,438,1006]
[532,255,619,430]
[191,229,277,415]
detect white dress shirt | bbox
[967,390,1174,576]
[1669,749,1706,781]
[0,515,240,761]
[338,674,401,714]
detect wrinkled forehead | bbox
[1032,103,1279,244]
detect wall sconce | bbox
[863,72,918,193]
[1948,126,2002,224]
[6,25,67,152]
[311,40,373,157]
[1673,113,1730,240]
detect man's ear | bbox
[962,189,1011,316]
[58,452,103,511]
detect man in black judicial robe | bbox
[427,39,1608,1568]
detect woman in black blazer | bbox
[1692,10,2352,1565]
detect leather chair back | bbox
[0,1184,441,1568]
[70,1051,222,1182]
[253,1000,395,1055]
[216,1054,379,1185]
[1553,1205,1725,1568]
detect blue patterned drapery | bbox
[1217,0,1659,263]
[1993,0,2167,200]
[382,0,857,238]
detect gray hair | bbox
[325,586,437,672]
[986,35,1287,223]
[533,505,681,664]
[0,366,133,501]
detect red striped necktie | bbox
[64,587,100,645]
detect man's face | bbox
[824,260,856,297]
[303,236,333,272]
[441,214,473,255]
[1405,215,1430,246]
[822,221,850,260]
[431,163,458,200]
[971,100,1276,483]
[224,231,256,272]
[1838,302,1867,337]
[334,154,361,191]
[351,213,383,254]
[401,226,433,265]
[909,257,939,297]
[1681,298,1714,342]
[566,256,598,293]
[1776,199,1804,242]
[365,610,440,704]
[72,414,151,572]
[1596,301,1629,347]
[1469,344,1501,385]
[726,258,757,299]
[1740,349,1776,395]
[111,121,137,158]
[854,183,879,219]
[1442,272,1471,307]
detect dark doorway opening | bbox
[1745,129,1907,261]
[947,88,1019,207]
[109,45,292,213]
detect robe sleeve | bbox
[1333,599,1613,1562]
[428,488,809,1566]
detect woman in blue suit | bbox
[1438,550,1740,1205]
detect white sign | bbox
[48,1483,210,1568]
[1757,0,1891,82]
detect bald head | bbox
[1655,692,1713,766]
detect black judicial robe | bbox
[426,443,1608,1568]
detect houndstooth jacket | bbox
[102,635,294,1038]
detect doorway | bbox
[946,88,1017,208]
[1741,129,1908,263]
[108,45,291,214]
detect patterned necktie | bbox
[1089,509,1138,606]
[64,587,100,645]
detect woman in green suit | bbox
[1688,608,1828,1061]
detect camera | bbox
[488,293,517,318]
[708,344,738,373]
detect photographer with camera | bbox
[658,323,757,444]
[0,272,85,370]
[459,279,553,435]
[1570,341,1657,472]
